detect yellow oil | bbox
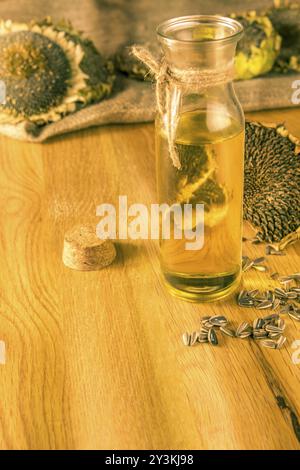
[156,110,244,302]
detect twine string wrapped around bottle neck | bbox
[131,45,235,170]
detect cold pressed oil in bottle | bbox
[156,110,244,301]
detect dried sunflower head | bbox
[267,1,300,73]
[0,18,115,125]
[230,12,282,80]
[115,42,160,81]
[244,121,300,242]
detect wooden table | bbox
[0,108,299,450]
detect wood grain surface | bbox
[0,108,299,450]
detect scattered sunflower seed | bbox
[276,336,287,350]
[265,324,283,334]
[242,258,254,272]
[268,332,282,339]
[252,239,263,245]
[190,331,199,346]
[286,291,298,299]
[182,332,191,346]
[253,318,265,329]
[236,322,250,337]
[257,300,273,310]
[266,245,286,256]
[288,312,300,321]
[220,326,235,337]
[209,315,228,327]
[253,265,268,272]
[208,328,218,346]
[270,272,279,280]
[248,289,259,297]
[253,329,268,339]
[272,299,281,310]
[201,316,211,323]
[263,313,279,323]
[261,339,277,349]
[198,336,209,343]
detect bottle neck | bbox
[159,41,237,73]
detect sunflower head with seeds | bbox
[0,18,115,125]
[267,0,300,73]
[231,11,282,80]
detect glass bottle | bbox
[155,15,245,302]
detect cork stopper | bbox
[63,223,116,271]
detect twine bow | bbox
[131,45,235,169]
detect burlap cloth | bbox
[0,0,299,142]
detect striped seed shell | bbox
[182,332,191,346]
[236,322,250,337]
[288,311,300,321]
[220,326,236,337]
[208,328,218,346]
[190,331,199,346]
[253,329,268,339]
[257,300,273,310]
[253,318,265,329]
[276,336,287,350]
[209,315,228,327]
[263,313,279,322]
[261,339,277,349]
[253,265,268,272]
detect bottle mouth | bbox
[157,15,243,46]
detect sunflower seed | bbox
[280,305,292,314]
[209,315,228,327]
[286,291,298,299]
[288,312,300,321]
[267,290,275,302]
[266,246,286,256]
[265,324,283,334]
[201,316,211,323]
[279,276,293,284]
[220,326,235,337]
[263,313,279,323]
[270,272,279,280]
[277,318,286,330]
[208,328,218,346]
[252,239,263,245]
[200,326,210,334]
[182,332,191,346]
[238,298,255,307]
[274,288,288,298]
[242,258,254,272]
[239,330,252,338]
[276,336,287,349]
[248,289,259,297]
[190,331,199,346]
[253,318,265,329]
[254,257,266,264]
[236,322,250,337]
[272,299,281,310]
[198,336,209,343]
[253,265,268,272]
[238,290,247,301]
[268,332,282,339]
[257,300,273,310]
[253,329,268,339]
[261,339,277,349]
